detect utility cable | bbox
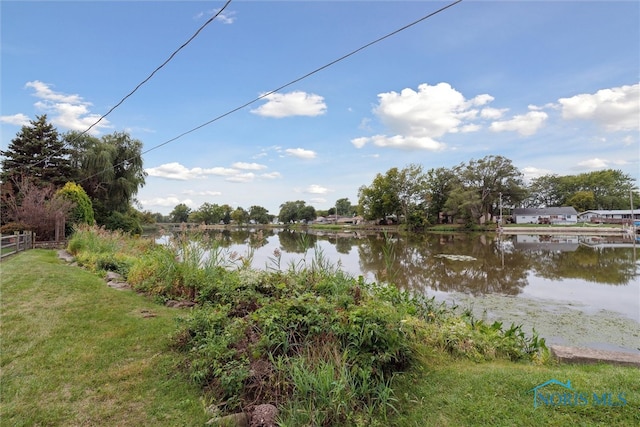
[139,0,464,158]
[84,0,233,136]
[20,0,233,171]
[75,0,463,186]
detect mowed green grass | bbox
[2,249,639,427]
[389,351,640,427]
[0,250,208,426]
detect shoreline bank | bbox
[499,226,636,236]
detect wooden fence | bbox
[0,232,34,259]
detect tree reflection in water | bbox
[170,229,639,296]
[356,232,531,296]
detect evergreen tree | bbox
[0,115,74,190]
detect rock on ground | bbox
[250,404,278,427]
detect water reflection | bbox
[162,228,639,350]
[355,233,533,296]
[168,229,638,294]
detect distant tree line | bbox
[165,203,275,225]
[356,156,638,229]
[163,197,359,226]
[3,116,637,237]
[168,155,637,230]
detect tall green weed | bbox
[65,226,549,424]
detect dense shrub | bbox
[67,225,149,274]
[0,222,31,234]
[56,182,95,236]
[68,227,549,424]
[103,210,143,235]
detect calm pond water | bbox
[164,228,640,353]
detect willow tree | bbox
[65,131,146,224]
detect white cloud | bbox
[210,8,236,24]
[226,172,255,183]
[355,82,490,150]
[251,91,327,118]
[577,158,609,169]
[23,80,110,135]
[146,162,243,180]
[490,110,548,136]
[140,196,193,208]
[232,162,267,170]
[26,80,83,103]
[480,107,507,120]
[520,166,552,182]
[306,184,329,194]
[558,83,640,131]
[0,113,30,126]
[358,117,372,131]
[356,134,445,151]
[146,162,280,184]
[350,137,369,149]
[261,172,282,179]
[285,148,317,159]
[196,8,236,24]
[146,163,209,180]
[471,94,495,106]
[459,124,481,133]
[183,190,222,197]
[146,163,194,180]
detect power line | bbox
[22,0,233,171]
[138,0,464,158]
[72,0,463,189]
[84,0,233,136]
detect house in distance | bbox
[512,207,578,225]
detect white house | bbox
[512,207,578,224]
[578,210,640,223]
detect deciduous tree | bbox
[2,179,74,241]
[424,167,457,224]
[358,164,428,225]
[278,200,316,223]
[231,207,249,225]
[453,155,525,224]
[248,205,273,224]
[335,198,353,216]
[170,203,191,223]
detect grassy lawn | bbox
[0,250,208,426]
[1,248,638,426]
[389,352,640,426]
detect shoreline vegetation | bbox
[147,221,636,237]
[2,226,638,426]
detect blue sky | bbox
[2,1,639,215]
